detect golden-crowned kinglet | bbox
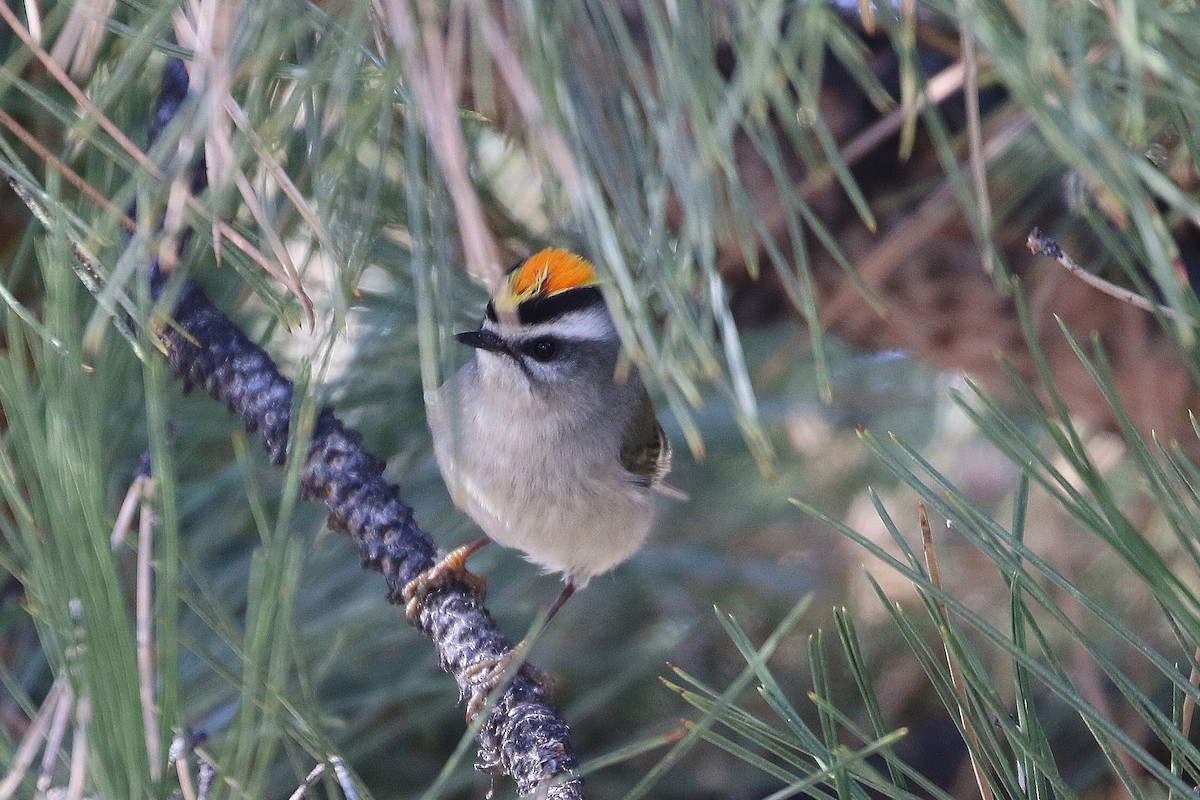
[406,248,673,628]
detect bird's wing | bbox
[620,392,673,490]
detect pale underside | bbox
[428,352,659,589]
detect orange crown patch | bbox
[495,249,599,313]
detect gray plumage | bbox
[428,302,668,590]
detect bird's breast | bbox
[430,373,655,586]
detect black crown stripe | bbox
[517,286,604,325]
[483,287,604,326]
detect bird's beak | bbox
[455,329,509,355]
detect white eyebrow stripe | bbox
[498,307,616,342]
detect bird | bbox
[402,248,674,704]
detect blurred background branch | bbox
[1,0,1199,798]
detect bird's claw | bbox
[462,645,552,723]
[401,542,488,624]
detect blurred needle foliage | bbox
[1,0,1200,798]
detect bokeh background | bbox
[2,1,1200,799]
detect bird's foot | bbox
[462,643,551,723]
[402,537,491,624]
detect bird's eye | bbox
[528,338,558,362]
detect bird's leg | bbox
[402,536,492,623]
[545,582,576,621]
[462,581,577,721]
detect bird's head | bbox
[457,249,625,399]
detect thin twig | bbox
[823,107,1030,323]
[1025,227,1192,325]
[5,176,158,362]
[920,503,995,800]
[39,681,73,793]
[48,0,115,79]
[286,763,326,800]
[952,8,995,275]
[378,0,503,290]
[474,7,583,208]
[169,733,198,800]
[897,0,919,159]
[223,96,338,265]
[197,753,216,800]
[0,107,136,233]
[67,695,90,800]
[719,60,971,272]
[184,0,307,309]
[0,681,62,800]
[287,758,360,800]
[0,2,158,179]
[330,757,361,800]
[0,4,309,314]
[797,60,968,202]
[1181,647,1200,740]
[21,0,41,43]
[856,0,876,34]
[111,475,146,550]
[136,478,162,779]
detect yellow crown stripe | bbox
[508,249,598,299]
